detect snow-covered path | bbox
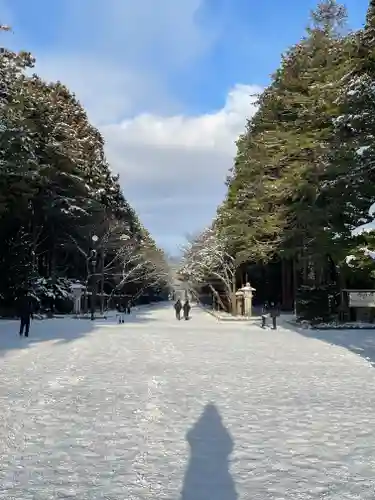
[1,304,375,499]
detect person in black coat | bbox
[269,302,280,330]
[174,299,182,320]
[261,301,269,328]
[16,289,34,337]
[183,299,191,320]
[261,301,280,329]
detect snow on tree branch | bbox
[179,227,235,291]
[108,242,169,300]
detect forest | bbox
[0,26,169,315]
[179,0,375,323]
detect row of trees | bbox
[180,0,375,321]
[0,26,169,314]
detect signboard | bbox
[349,291,375,308]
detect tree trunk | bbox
[327,254,346,322]
[208,283,227,312]
[292,256,298,314]
[100,248,105,314]
[50,250,56,279]
[283,259,293,310]
[281,259,287,309]
[83,290,88,313]
[230,274,237,315]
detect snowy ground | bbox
[1,304,375,499]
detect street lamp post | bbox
[90,235,99,320]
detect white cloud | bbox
[104,84,256,154]
[101,84,261,249]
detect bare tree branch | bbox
[179,226,237,312]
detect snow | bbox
[351,199,375,237]
[345,254,356,266]
[356,145,370,155]
[290,320,375,368]
[361,247,375,260]
[205,308,257,321]
[353,220,375,236]
[369,201,375,217]
[345,248,375,264]
[1,304,375,498]
[306,321,375,330]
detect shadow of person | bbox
[181,403,238,500]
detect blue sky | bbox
[0,0,370,252]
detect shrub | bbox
[296,284,339,324]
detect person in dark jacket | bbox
[183,299,191,320]
[117,303,125,323]
[261,302,269,328]
[174,299,182,320]
[269,302,280,330]
[16,289,34,337]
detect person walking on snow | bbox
[124,299,131,315]
[174,299,182,320]
[269,302,280,330]
[16,289,34,337]
[183,299,191,320]
[261,301,280,329]
[261,301,269,328]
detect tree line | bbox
[180,0,375,322]
[0,26,169,314]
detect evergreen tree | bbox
[322,0,375,273]
[218,1,353,280]
[0,27,169,310]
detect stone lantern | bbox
[71,283,85,315]
[238,282,256,317]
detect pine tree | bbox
[322,0,375,274]
[0,27,169,308]
[218,0,352,278]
